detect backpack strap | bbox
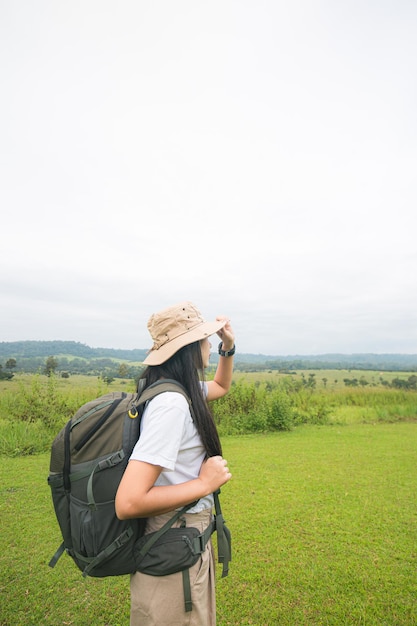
[48,541,66,568]
[183,490,231,611]
[136,379,191,408]
[213,490,232,577]
[63,420,72,493]
[188,490,231,578]
[182,568,193,612]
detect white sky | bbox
[1,0,416,355]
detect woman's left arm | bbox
[206,317,235,401]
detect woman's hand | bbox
[216,316,235,352]
[198,455,232,494]
[116,456,232,519]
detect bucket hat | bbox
[143,301,226,366]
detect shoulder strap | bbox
[137,379,193,412]
[188,489,231,578]
[213,489,232,577]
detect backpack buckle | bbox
[192,534,205,555]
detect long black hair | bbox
[139,341,222,457]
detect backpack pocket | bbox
[69,494,102,558]
[68,494,145,577]
[134,527,202,576]
[48,473,72,550]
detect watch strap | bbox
[218,342,236,357]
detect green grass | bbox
[311,386,417,425]
[0,373,135,396]
[233,369,416,389]
[219,425,417,625]
[1,423,417,625]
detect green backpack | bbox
[48,379,231,609]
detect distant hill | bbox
[1,340,417,372]
[233,352,417,372]
[0,340,147,362]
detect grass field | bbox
[1,423,416,625]
[232,369,416,389]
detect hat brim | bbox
[143,318,227,366]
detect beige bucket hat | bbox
[143,301,226,366]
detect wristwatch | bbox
[218,342,236,357]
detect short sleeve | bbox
[129,392,190,471]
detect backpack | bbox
[48,379,231,588]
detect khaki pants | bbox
[130,508,216,626]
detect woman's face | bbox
[200,337,212,369]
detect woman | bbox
[115,301,235,626]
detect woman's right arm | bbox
[115,455,231,520]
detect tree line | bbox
[2,341,417,379]
[0,340,148,362]
[0,355,144,382]
[2,341,417,372]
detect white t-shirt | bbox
[129,383,213,513]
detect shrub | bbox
[212,381,295,434]
[2,374,91,434]
[266,391,294,431]
[7,375,71,429]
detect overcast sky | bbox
[1,1,416,356]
